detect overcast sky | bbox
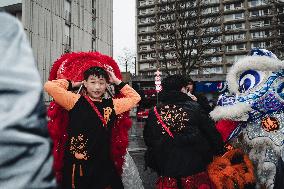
[113,0,136,71]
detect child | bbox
[44,66,141,189]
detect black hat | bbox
[162,74,188,92]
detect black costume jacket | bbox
[144,91,224,178]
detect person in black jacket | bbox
[143,75,224,189]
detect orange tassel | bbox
[72,164,76,189]
[80,164,83,176]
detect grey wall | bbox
[96,0,113,56]
[19,0,113,101]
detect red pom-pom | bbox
[216,119,239,142]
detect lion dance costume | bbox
[210,49,284,189]
[47,52,143,188]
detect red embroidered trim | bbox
[154,106,174,138]
[83,95,107,126]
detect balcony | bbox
[138,1,155,8]
[248,1,269,8]
[225,49,249,55]
[64,35,71,53]
[223,0,243,4]
[92,8,96,16]
[65,11,71,26]
[92,28,96,39]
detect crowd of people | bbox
[1,12,284,189]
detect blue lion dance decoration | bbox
[211,48,284,189]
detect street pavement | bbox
[128,118,158,189]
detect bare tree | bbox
[154,0,223,76]
[269,0,284,59]
[117,48,135,73]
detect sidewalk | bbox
[128,118,157,189]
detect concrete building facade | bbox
[1,0,113,99]
[135,0,284,90]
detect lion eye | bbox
[239,70,263,93]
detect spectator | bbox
[144,74,224,189]
[0,13,56,189]
[185,78,213,114]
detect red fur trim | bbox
[54,52,122,81]
[47,52,129,183]
[111,111,132,175]
[216,119,239,141]
[47,102,69,183]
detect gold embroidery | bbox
[70,134,89,160]
[158,105,189,133]
[261,116,279,132]
[103,107,112,123]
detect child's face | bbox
[83,75,107,100]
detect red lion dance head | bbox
[47,52,132,183]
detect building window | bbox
[225,24,233,31]
[226,55,245,63]
[149,63,154,68]
[225,23,244,31]
[139,27,147,33]
[139,18,146,24]
[226,45,234,51]
[140,45,148,51]
[170,61,177,66]
[140,35,147,42]
[236,44,246,50]
[189,69,198,75]
[235,13,244,19]
[235,3,242,9]
[251,42,267,48]
[140,1,146,6]
[212,56,222,62]
[225,34,245,41]
[225,4,231,11]
[251,31,270,38]
[139,9,147,15]
[170,70,177,75]
[141,54,147,60]
[251,10,260,17]
[249,0,266,7]
[203,67,223,74]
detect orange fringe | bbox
[72,164,75,189]
[80,164,83,176]
[207,149,255,189]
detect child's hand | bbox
[106,69,121,85]
[72,81,83,88]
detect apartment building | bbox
[136,0,284,87]
[0,0,113,100]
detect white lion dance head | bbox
[210,48,284,189]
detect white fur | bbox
[226,56,284,93]
[242,129,280,189]
[243,128,282,156]
[209,102,252,121]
